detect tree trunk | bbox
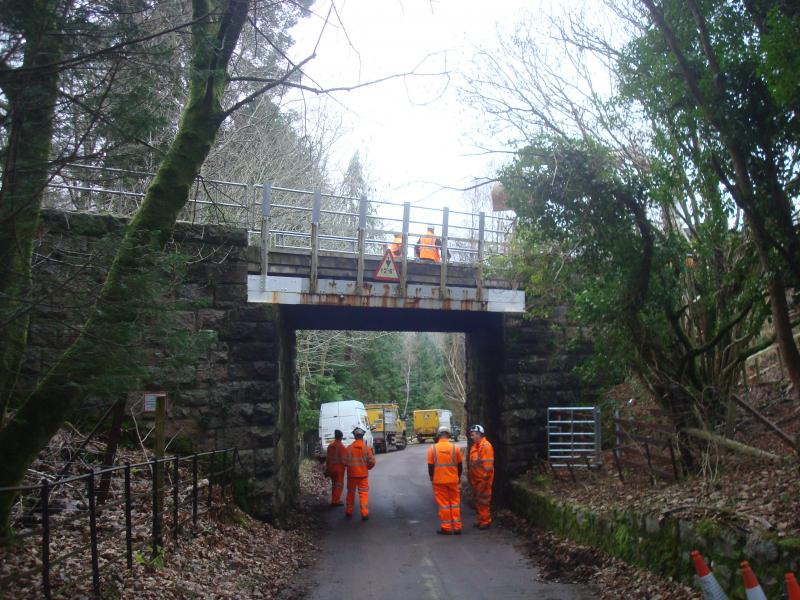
[0,0,62,425]
[750,226,800,403]
[682,427,781,462]
[0,0,250,537]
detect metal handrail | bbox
[43,164,514,262]
[1,448,241,599]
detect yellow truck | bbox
[412,409,453,443]
[365,403,407,453]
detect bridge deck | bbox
[246,248,524,313]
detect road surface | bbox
[304,442,592,600]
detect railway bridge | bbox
[29,167,592,521]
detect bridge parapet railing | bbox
[253,182,512,265]
[41,164,514,271]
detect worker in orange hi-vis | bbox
[427,425,463,535]
[387,232,403,259]
[468,424,494,530]
[344,426,376,520]
[415,226,442,263]
[324,429,348,507]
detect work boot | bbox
[330,502,343,507]
[478,523,491,530]
[362,515,369,521]
[453,530,462,535]
[345,513,352,519]
[436,529,452,535]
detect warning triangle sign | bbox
[374,249,401,282]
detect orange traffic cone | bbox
[692,550,729,600]
[787,572,800,600]
[740,561,767,600]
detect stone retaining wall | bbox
[511,481,800,599]
[22,210,293,522]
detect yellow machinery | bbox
[365,403,407,453]
[412,409,454,443]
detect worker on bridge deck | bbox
[468,424,494,530]
[415,226,443,263]
[324,429,347,507]
[427,425,463,535]
[345,426,376,520]
[388,232,404,260]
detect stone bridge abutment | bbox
[23,210,590,521]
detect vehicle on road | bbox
[412,409,453,443]
[366,403,407,453]
[318,400,374,454]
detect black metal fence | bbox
[0,448,240,599]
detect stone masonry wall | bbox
[21,210,291,521]
[511,481,800,599]
[468,311,593,497]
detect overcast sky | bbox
[286,0,546,210]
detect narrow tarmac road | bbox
[304,442,592,600]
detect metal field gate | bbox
[547,406,602,466]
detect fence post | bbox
[88,471,100,596]
[644,442,656,485]
[667,440,680,481]
[151,458,162,557]
[439,207,449,297]
[356,197,367,295]
[124,464,132,569]
[41,479,51,600]
[400,202,410,297]
[192,453,198,527]
[476,212,485,301]
[612,447,625,483]
[260,183,272,293]
[172,456,179,539]
[310,190,321,294]
[207,453,214,508]
[153,394,165,554]
[222,451,228,499]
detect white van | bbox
[318,400,374,452]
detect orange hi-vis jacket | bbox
[418,234,441,262]
[388,234,403,257]
[469,437,494,482]
[345,439,375,478]
[427,439,463,484]
[326,439,348,474]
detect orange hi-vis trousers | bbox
[329,466,345,505]
[346,476,369,517]
[433,482,462,532]
[472,477,493,526]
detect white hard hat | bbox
[437,425,450,435]
[352,426,365,436]
[469,424,485,435]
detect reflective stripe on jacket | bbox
[427,440,462,484]
[418,234,441,262]
[346,439,375,477]
[327,440,348,468]
[469,437,494,480]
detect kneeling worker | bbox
[468,424,494,529]
[427,425,463,535]
[345,426,376,520]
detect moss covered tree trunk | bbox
[0,0,62,426]
[0,0,250,536]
